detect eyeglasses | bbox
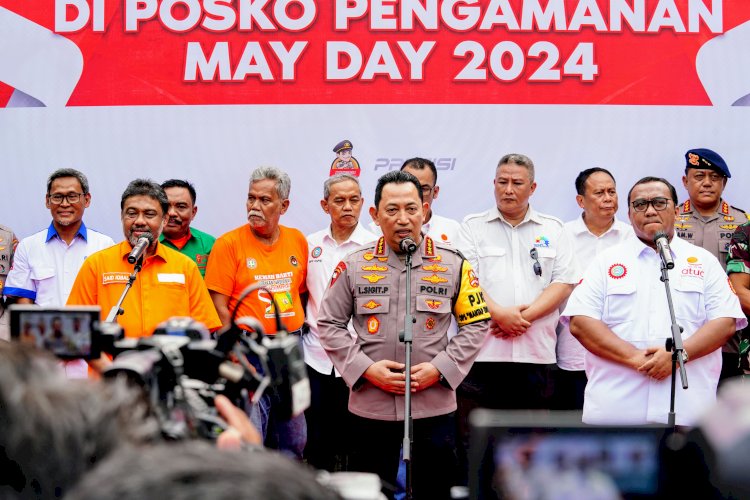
[420,184,434,195]
[48,192,85,204]
[630,197,670,212]
[530,248,542,277]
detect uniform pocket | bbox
[476,245,507,280]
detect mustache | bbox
[247,210,265,220]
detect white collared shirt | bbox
[304,223,377,375]
[4,223,114,379]
[457,206,579,363]
[561,235,747,425]
[556,215,633,371]
[5,223,115,306]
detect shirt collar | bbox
[570,214,628,237]
[46,221,88,242]
[118,239,168,263]
[625,232,687,259]
[324,223,372,246]
[487,205,541,226]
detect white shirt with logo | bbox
[457,206,579,363]
[304,223,377,376]
[561,235,747,425]
[556,215,633,371]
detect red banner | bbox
[1,0,748,106]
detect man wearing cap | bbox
[676,148,748,379]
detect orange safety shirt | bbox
[205,225,308,334]
[67,241,221,337]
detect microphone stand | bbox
[659,259,688,430]
[105,256,143,323]
[399,249,414,500]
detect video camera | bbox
[8,285,310,441]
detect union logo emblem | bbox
[608,263,627,279]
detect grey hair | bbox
[251,166,291,200]
[323,173,361,199]
[497,154,535,183]
[47,168,90,194]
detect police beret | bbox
[333,140,353,153]
[685,148,731,178]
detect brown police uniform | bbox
[675,199,748,272]
[318,235,490,498]
[676,200,749,361]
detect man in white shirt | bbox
[370,157,461,245]
[556,168,633,409]
[455,153,578,484]
[304,173,376,471]
[4,169,115,377]
[563,177,746,425]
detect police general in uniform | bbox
[675,148,748,379]
[318,170,489,499]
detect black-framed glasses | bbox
[530,248,542,277]
[47,192,85,205]
[630,197,670,212]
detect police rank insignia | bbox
[422,274,448,284]
[425,299,442,310]
[367,316,380,334]
[720,224,739,230]
[362,264,387,272]
[363,300,381,310]
[608,263,627,279]
[422,263,448,272]
[362,274,386,283]
[363,252,388,262]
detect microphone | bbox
[653,231,675,269]
[399,237,417,254]
[127,233,154,264]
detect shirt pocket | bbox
[415,294,451,337]
[355,296,390,339]
[536,247,557,278]
[673,278,706,329]
[476,245,507,280]
[603,282,637,330]
[32,266,56,297]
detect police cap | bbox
[685,148,731,178]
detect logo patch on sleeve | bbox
[608,263,627,279]
[331,262,346,286]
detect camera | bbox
[9,303,310,441]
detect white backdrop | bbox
[1,104,748,241]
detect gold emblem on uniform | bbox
[361,264,387,272]
[724,215,735,222]
[720,224,739,230]
[362,274,386,283]
[674,223,692,230]
[363,252,388,262]
[422,263,448,272]
[363,300,382,310]
[422,274,448,284]
[425,299,442,310]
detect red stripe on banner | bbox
[1,0,749,106]
[0,82,13,107]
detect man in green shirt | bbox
[160,179,215,277]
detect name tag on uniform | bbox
[102,272,130,285]
[158,273,185,284]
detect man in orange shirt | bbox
[67,179,221,339]
[205,166,308,459]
